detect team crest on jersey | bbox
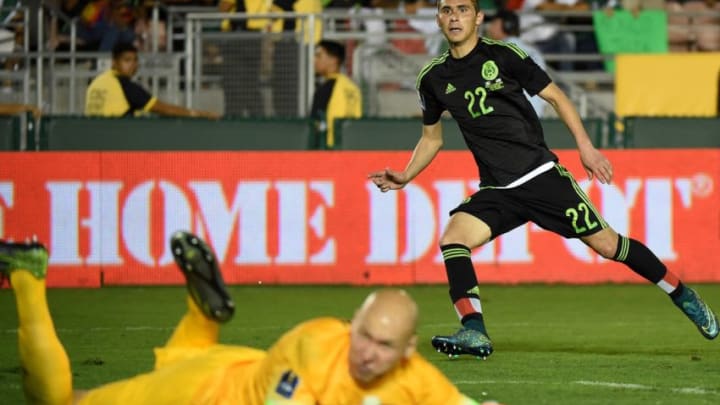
[275,370,300,398]
[481,60,499,81]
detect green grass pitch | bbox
[1,284,719,404]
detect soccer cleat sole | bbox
[0,238,48,280]
[431,336,493,360]
[170,231,235,323]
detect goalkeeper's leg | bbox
[1,239,73,405]
[155,231,236,369]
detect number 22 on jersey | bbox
[464,86,494,118]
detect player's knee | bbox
[439,225,491,248]
[438,234,458,247]
[591,240,618,259]
[438,233,478,248]
[583,229,619,260]
[598,245,617,259]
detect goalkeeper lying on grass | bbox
[1,231,497,405]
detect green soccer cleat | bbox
[672,286,719,340]
[0,239,48,281]
[170,231,235,323]
[431,327,494,360]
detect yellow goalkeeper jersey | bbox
[251,317,475,404]
[79,317,477,404]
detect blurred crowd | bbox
[13,0,712,55]
[0,0,717,119]
[49,0,215,52]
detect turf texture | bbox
[1,284,718,404]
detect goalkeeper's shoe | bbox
[672,286,718,340]
[170,231,235,323]
[431,327,494,359]
[0,238,48,282]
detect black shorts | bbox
[450,164,608,240]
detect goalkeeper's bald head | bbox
[348,289,419,385]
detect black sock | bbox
[613,235,667,283]
[463,316,488,336]
[613,235,682,295]
[669,283,685,300]
[441,244,486,334]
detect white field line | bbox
[456,380,719,396]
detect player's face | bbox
[348,312,416,384]
[436,0,483,45]
[113,51,138,77]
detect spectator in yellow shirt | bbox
[310,40,362,149]
[1,231,491,405]
[85,42,219,118]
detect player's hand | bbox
[579,146,613,184]
[368,168,409,192]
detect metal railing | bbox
[183,12,317,117]
[0,5,717,117]
[0,5,31,105]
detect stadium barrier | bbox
[0,150,718,287]
[0,115,21,150]
[3,116,719,151]
[335,118,466,150]
[36,117,316,151]
[623,117,720,148]
[334,118,606,150]
[12,116,608,152]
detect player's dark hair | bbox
[436,0,479,12]
[112,42,138,60]
[318,40,346,66]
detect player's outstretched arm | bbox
[151,100,221,120]
[368,121,443,192]
[368,167,410,192]
[577,144,613,184]
[0,103,41,119]
[538,83,613,184]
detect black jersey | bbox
[416,38,557,187]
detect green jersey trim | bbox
[416,51,450,90]
[481,37,528,59]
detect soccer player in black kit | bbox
[369,0,718,359]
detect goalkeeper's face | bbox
[348,290,418,385]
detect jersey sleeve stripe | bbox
[415,51,449,89]
[480,37,528,59]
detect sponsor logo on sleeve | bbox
[275,370,300,398]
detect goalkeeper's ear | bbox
[403,334,418,359]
